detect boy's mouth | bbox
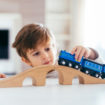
[43,61,50,65]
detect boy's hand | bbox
[0,73,6,78]
[71,46,91,61]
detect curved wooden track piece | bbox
[0,65,54,88]
[0,65,105,88]
[54,65,105,85]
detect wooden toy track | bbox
[0,65,105,88]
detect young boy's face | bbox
[22,41,56,67]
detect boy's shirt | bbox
[94,56,104,63]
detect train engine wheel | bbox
[74,64,80,70]
[68,62,73,67]
[101,75,105,79]
[101,73,105,79]
[95,73,100,78]
[59,59,66,66]
[85,70,90,75]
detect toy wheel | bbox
[61,60,66,65]
[85,70,89,74]
[74,65,80,70]
[68,62,72,67]
[101,76,105,79]
[101,74,105,79]
[95,73,99,78]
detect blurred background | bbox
[0,0,105,74]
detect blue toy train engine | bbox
[58,50,83,70]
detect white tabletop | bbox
[0,77,105,105]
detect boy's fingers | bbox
[78,49,85,61]
[85,51,89,58]
[84,48,91,58]
[75,47,82,60]
[71,46,90,61]
[2,74,6,78]
[0,74,6,78]
[71,47,77,54]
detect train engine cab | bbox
[58,50,83,70]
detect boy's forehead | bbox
[36,41,50,49]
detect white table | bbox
[0,77,105,105]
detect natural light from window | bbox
[84,0,105,49]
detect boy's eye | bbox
[45,47,50,51]
[33,52,40,56]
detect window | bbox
[81,0,105,60]
[0,30,9,59]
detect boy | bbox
[12,23,98,77]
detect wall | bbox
[0,0,45,25]
[0,0,45,71]
[70,0,85,49]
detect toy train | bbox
[58,50,105,79]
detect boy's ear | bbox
[21,57,32,66]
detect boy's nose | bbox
[41,52,49,60]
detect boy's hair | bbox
[12,23,55,59]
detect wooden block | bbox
[0,65,105,88]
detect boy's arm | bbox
[88,48,99,60]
